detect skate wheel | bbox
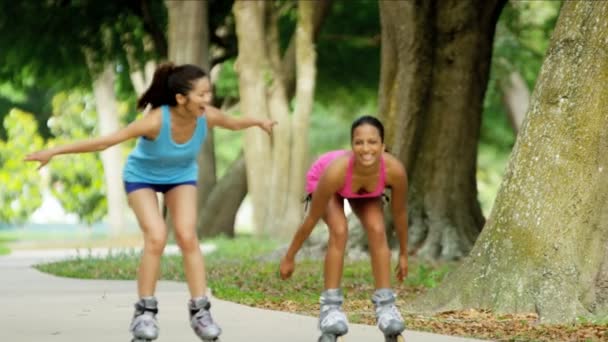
[318,334,341,342]
[385,335,405,342]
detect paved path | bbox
[0,249,489,342]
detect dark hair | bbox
[350,115,384,142]
[137,63,208,110]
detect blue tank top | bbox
[123,105,208,184]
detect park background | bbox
[1,1,606,341]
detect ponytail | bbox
[137,63,175,110]
[137,63,208,110]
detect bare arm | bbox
[280,158,346,279]
[388,156,408,255]
[24,109,158,168]
[204,105,276,133]
[387,154,409,281]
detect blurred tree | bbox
[490,0,562,133]
[233,0,318,237]
[0,1,167,232]
[413,0,608,323]
[190,0,331,238]
[46,92,108,225]
[378,0,507,260]
[0,109,44,223]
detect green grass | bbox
[0,235,14,255]
[35,236,450,309]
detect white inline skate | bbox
[129,297,159,342]
[318,289,349,342]
[372,289,406,342]
[189,296,222,341]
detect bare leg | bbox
[323,194,348,289]
[319,195,350,338]
[127,189,166,341]
[165,184,222,340]
[349,197,391,289]
[164,185,206,297]
[350,197,405,337]
[128,189,168,297]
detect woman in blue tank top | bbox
[25,63,275,342]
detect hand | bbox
[259,119,277,135]
[279,255,295,280]
[395,254,408,282]
[24,149,54,169]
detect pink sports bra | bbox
[338,153,386,198]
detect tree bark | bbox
[412,0,608,323]
[233,0,317,238]
[197,154,247,237]
[378,0,506,260]
[281,0,333,99]
[92,64,128,235]
[166,0,235,237]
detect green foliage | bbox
[0,1,167,142]
[0,109,44,223]
[47,92,106,225]
[214,60,240,101]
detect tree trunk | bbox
[281,0,333,99]
[197,154,247,237]
[129,60,156,97]
[92,64,128,235]
[233,0,317,238]
[378,0,506,260]
[166,0,235,237]
[412,1,608,323]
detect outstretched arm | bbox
[204,105,276,134]
[24,110,157,169]
[280,160,345,279]
[387,156,409,281]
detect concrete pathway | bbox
[0,249,489,342]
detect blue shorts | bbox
[124,181,197,194]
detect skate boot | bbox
[318,289,349,342]
[129,296,159,342]
[372,289,406,342]
[189,296,222,341]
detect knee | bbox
[329,225,348,247]
[366,223,388,244]
[174,229,199,253]
[143,229,167,256]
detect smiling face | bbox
[351,123,385,167]
[176,77,213,116]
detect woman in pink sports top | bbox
[280,116,409,340]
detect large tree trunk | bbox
[92,64,128,235]
[234,0,316,238]
[378,0,506,260]
[412,1,608,323]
